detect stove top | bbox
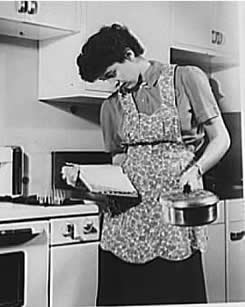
[0,195,85,206]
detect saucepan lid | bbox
[160,185,219,209]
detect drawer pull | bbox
[230,231,245,241]
[211,30,217,44]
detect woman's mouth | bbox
[115,81,121,88]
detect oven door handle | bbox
[0,228,40,247]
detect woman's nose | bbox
[107,78,120,87]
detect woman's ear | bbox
[124,48,135,61]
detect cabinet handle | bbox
[211,30,217,44]
[17,1,28,13]
[216,32,224,45]
[27,1,38,15]
[230,231,245,241]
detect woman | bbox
[76,24,230,305]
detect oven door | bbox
[0,221,49,307]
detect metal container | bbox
[160,186,219,226]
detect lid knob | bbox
[183,183,191,194]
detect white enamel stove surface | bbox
[49,214,100,307]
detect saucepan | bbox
[159,184,219,226]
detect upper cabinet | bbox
[39,1,171,101]
[171,1,239,58]
[213,1,240,58]
[0,1,81,40]
[39,1,240,102]
[171,2,214,52]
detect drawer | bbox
[225,199,245,222]
[50,215,100,245]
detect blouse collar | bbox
[119,60,162,94]
[142,60,162,87]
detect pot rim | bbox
[159,189,219,209]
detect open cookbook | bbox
[61,163,139,198]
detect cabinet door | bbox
[39,31,85,99]
[0,1,81,40]
[171,1,215,52]
[84,1,171,94]
[0,1,26,21]
[25,1,81,32]
[214,1,239,57]
[202,223,226,303]
[227,220,245,302]
[50,243,98,307]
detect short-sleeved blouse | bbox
[100,62,220,153]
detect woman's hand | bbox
[112,153,127,166]
[179,164,202,191]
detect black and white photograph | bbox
[0,1,244,306]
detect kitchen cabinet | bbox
[39,1,171,101]
[171,2,214,52]
[171,1,239,57]
[202,201,226,303]
[227,220,245,302]
[0,1,81,40]
[50,243,98,307]
[0,1,25,21]
[39,30,86,99]
[214,1,240,58]
[226,199,245,302]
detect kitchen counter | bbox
[0,198,239,223]
[0,201,99,222]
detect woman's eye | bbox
[104,70,116,80]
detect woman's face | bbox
[99,53,140,89]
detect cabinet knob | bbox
[27,1,38,15]
[63,223,74,238]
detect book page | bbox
[78,164,137,195]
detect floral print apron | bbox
[100,64,208,263]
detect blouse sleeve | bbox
[100,98,123,153]
[181,66,221,124]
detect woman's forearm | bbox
[197,133,230,175]
[196,116,231,175]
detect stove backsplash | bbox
[52,151,112,191]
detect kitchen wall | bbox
[0,35,104,194]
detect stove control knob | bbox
[72,223,80,240]
[63,223,74,239]
[63,223,80,240]
[83,221,98,235]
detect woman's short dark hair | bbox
[76,23,144,82]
